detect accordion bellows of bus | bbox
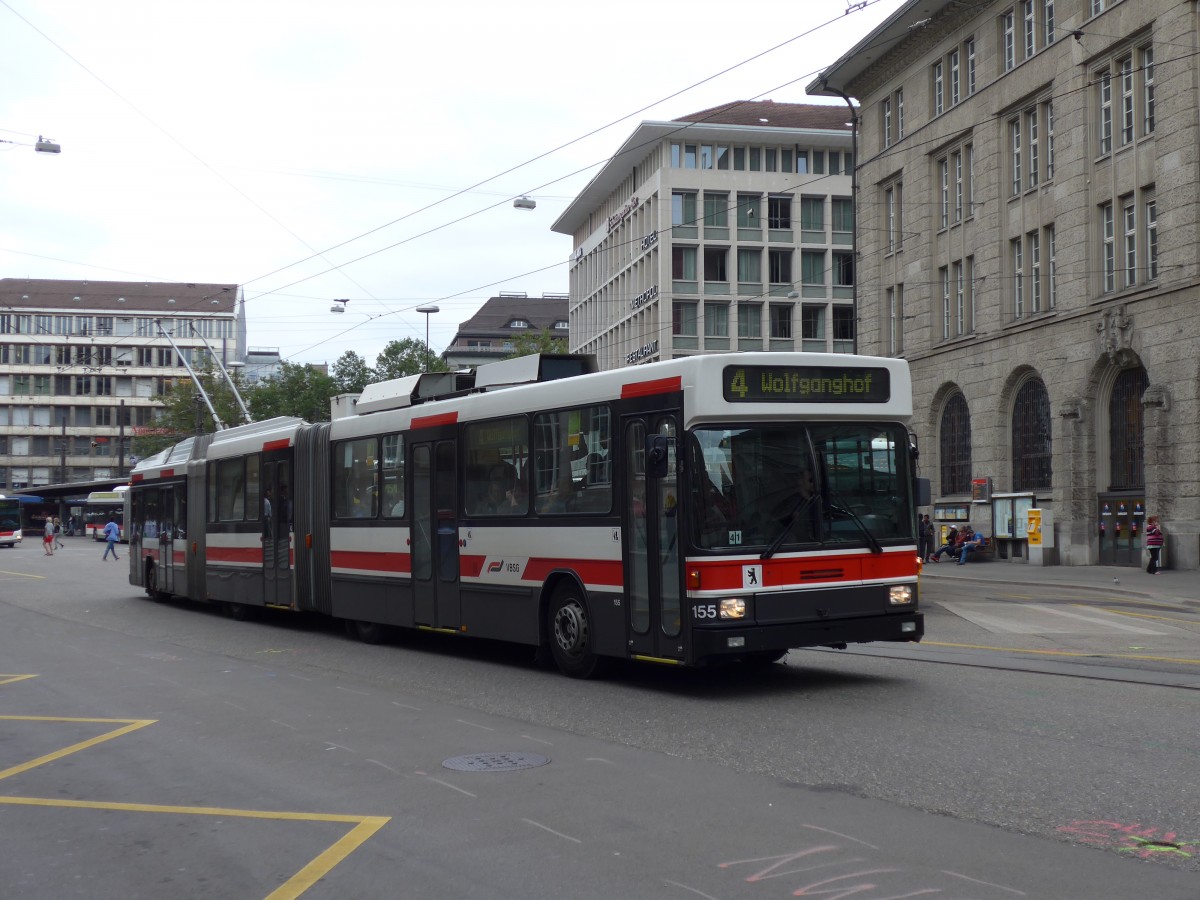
[128,352,925,678]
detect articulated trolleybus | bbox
[128,352,925,677]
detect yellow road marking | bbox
[0,717,157,781]
[0,797,389,900]
[0,674,38,685]
[923,640,1200,666]
[0,569,46,579]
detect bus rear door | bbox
[262,456,293,606]
[623,415,684,663]
[411,440,460,630]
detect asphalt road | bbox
[1,538,1198,899]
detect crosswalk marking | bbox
[941,601,1171,635]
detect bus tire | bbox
[547,584,605,679]
[226,602,255,622]
[742,649,788,666]
[144,563,169,602]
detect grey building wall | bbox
[814,0,1199,569]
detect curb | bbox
[919,568,1198,608]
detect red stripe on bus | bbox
[161,469,175,478]
[411,412,459,430]
[206,546,264,564]
[457,555,622,585]
[621,376,682,399]
[263,438,291,451]
[688,552,917,590]
[132,474,144,483]
[330,550,411,574]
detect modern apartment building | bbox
[552,101,857,371]
[0,279,245,488]
[813,0,1197,569]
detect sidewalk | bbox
[919,556,1199,608]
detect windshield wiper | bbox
[826,489,883,554]
[761,493,820,560]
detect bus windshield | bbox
[689,423,916,552]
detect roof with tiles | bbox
[0,278,239,314]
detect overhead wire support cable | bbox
[156,319,225,431]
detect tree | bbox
[131,363,253,458]
[373,337,448,381]
[332,350,373,394]
[249,361,339,423]
[505,328,568,359]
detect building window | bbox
[737,304,761,339]
[672,191,697,227]
[949,49,960,105]
[1026,108,1039,189]
[939,157,949,228]
[801,250,825,288]
[832,251,853,289]
[940,266,950,340]
[1029,230,1042,312]
[952,149,964,221]
[1012,238,1025,317]
[801,305,825,351]
[1023,0,1036,58]
[1002,10,1015,71]
[1012,377,1052,490]
[800,196,823,231]
[832,306,854,351]
[737,248,762,283]
[885,186,897,252]
[1044,0,1055,44]
[769,304,792,339]
[1145,197,1157,280]
[1109,365,1148,490]
[832,198,853,236]
[704,247,729,284]
[896,89,905,139]
[1101,202,1115,292]
[704,302,728,338]
[939,393,972,496]
[1046,224,1057,307]
[703,192,728,227]
[932,60,944,115]
[672,302,698,336]
[737,194,759,228]
[767,196,792,229]
[672,246,697,282]
[1045,101,1055,179]
[887,284,904,355]
[1010,117,1022,195]
[1142,46,1155,134]
[882,97,892,149]
[967,37,976,93]
[1122,197,1137,288]
[768,249,793,286]
[1098,69,1112,155]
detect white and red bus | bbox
[84,487,129,541]
[128,352,926,677]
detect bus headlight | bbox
[719,597,747,619]
[888,585,915,606]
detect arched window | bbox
[1012,377,1052,490]
[939,392,972,495]
[1109,366,1148,489]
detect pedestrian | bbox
[53,517,65,549]
[43,517,55,556]
[1145,515,1164,575]
[929,524,966,562]
[102,516,121,561]
[918,514,934,561]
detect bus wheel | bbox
[145,564,168,603]
[226,602,255,621]
[347,619,392,645]
[548,585,605,679]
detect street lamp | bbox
[416,305,440,349]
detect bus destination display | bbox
[723,365,891,403]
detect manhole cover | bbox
[442,752,550,773]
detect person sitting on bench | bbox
[929,525,967,562]
[957,526,987,564]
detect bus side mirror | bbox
[915,477,931,507]
[646,435,671,479]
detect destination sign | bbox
[723,365,891,403]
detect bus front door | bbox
[158,485,177,595]
[262,458,294,606]
[411,441,460,630]
[623,416,683,663]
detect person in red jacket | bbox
[1145,515,1165,575]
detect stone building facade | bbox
[553,101,856,371]
[813,0,1198,569]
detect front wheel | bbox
[547,585,606,679]
[145,564,169,602]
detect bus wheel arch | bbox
[544,574,606,679]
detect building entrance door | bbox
[1097,493,1145,567]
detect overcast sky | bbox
[1,0,906,366]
